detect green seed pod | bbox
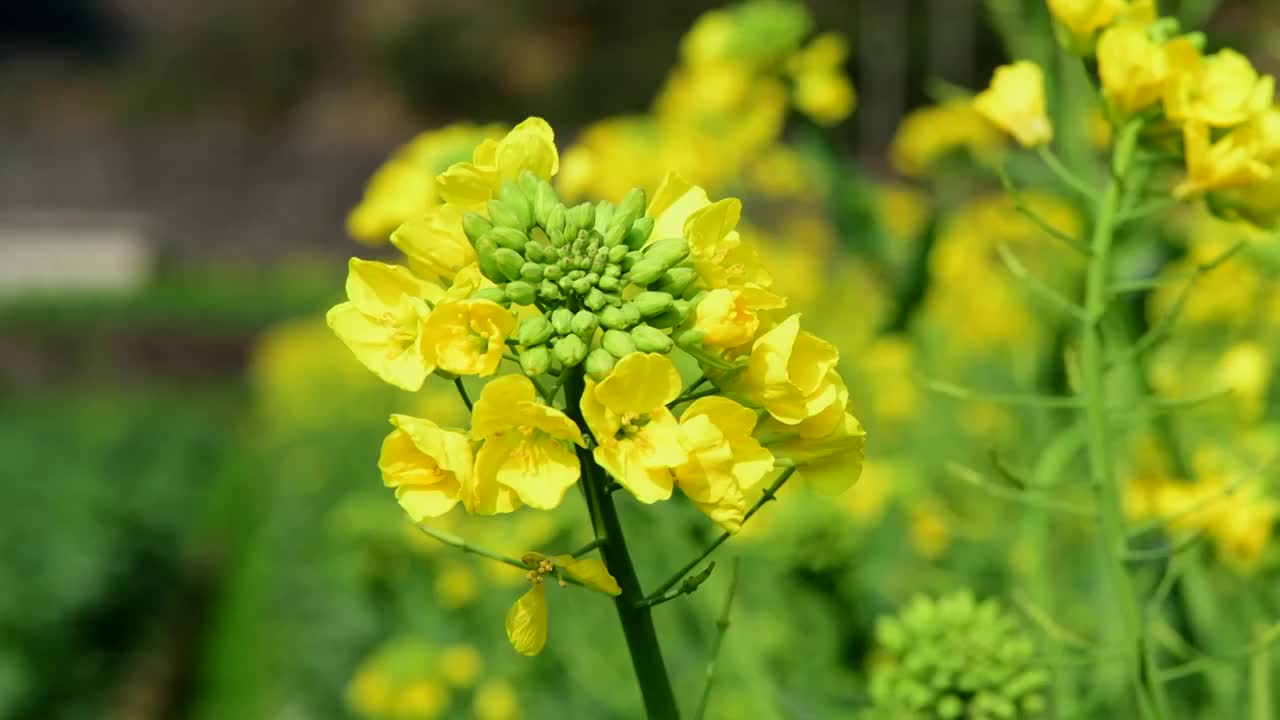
[488,226,528,252]
[498,182,534,229]
[612,188,646,229]
[599,305,628,330]
[602,329,637,358]
[628,257,667,286]
[543,264,564,281]
[626,216,655,250]
[524,242,547,263]
[533,180,560,226]
[520,346,551,376]
[494,247,526,281]
[643,237,690,269]
[630,324,673,353]
[584,288,607,311]
[472,287,509,305]
[598,274,620,291]
[632,291,673,317]
[594,201,615,232]
[654,267,698,297]
[545,204,567,240]
[505,280,537,306]
[602,222,628,248]
[585,348,616,381]
[566,202,596,237]
[649,299,691,329]
[539,279,562,300]
[487,198,525,231]
[570,309,599,338]
[620,302,642,326]
[462,212,493,243]
[516,316,555,347]
[552,334,588,367]
[473,237,505,284]
[520,262,545,283]
[550,308,574,336]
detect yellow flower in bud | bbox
[436,117,559,211]
[474,680,520,720]
[581,353,688,503]
[391,204,477,284]
[420,299,515,376]
[1097,23,1173,114]
[675,397,775,532]
[787,33,856,125]
[505,582,548,656]
[1164,48,1275,128]
[326,259,444,391]
[471,376,585,511]
[728,314,843,428]
[890,100,1005,176]
[379,414,471,520]
[1174,121,1272,200]
[975,61,1054,148]
[693,285,786,351]
[1047,0,1125,45]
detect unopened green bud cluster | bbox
[864,592,1049,720]
[464,171,702,379]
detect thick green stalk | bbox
[1079,120,1167,718]
[564,370,681,720]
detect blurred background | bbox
[2,1,1280,719]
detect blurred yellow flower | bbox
[380,414,471,520]
[327,259,444,391]
[396,679,448,718]
[471,375,584,510]
[438,644,484,688]
[1214,341,1272,423]
[1174,121,1272,199]
[349,666,394,717]
[890,100,1004,175]
[474,680,521,720]
[1097,23,1174,114]
[434,561,479,608]
[1164,48,1275,128]
[1047,0,1125,45]
[910,503,952,559]
[581,353,688,503]
[788,33,856,125]
[420,299,515,376]
[675,396,775,532]
[975,61,1054,148]
[436,118,560,211]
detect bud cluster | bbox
[463,171,703,379]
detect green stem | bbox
[694,559,739,720]
[1078,119,1167,719]
[564,370,680,720]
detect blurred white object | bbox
[0,213,153,296]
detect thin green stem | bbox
[571,538,606,558]
[453,377,473,412]
[564,370,680,720]
[1038,145,1100,201]
[647,466,797,601]
[694,559,740,720]
[414,524,528,571]
[1079,118,1166,719]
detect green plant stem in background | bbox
[564,370,681,720]
[1078,118,1171,720]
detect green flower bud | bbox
[520,262,545,283]
[626,216,655,250]
[498,182,534,229]
[487,198,525,231]
[603,291,623,307]
[539,279,562,300]
[550,308,574,336]
[598,274,620,291]
[473,237,505,284]
[557,275,574,291]
[606,243,628,263]
[585,348,616,381]
[472,287,509,305]
[566,202,596,237]
[632,291,673,317]
[488,226,528,252]
[649,299,691,329]
[594,201,615,232]
[602,329,637,358]
[584,272,600,286]
[462,212,493,243]
[494,247,526,281]
[599,305,628,330]
[643,237,690,268]
[543,264,564,281]
[676,328,706,350]
[517,169,540,196]
[604,264,621,278]
[602,222,627,248]
[505,280,537,306]
[545,205,567,245]
[570,309,599,338]
[612,188,646,229]
[630,324,673,353]
[552,334,588,367]
[520,346,551,376]
[653,267,698,297]
[533,181,560,226]
[622,302,643,327]
[571,277,592,295]
[627,257,667,286]
[584,288,607,310]
[516,316,555,347]
[622,251,643,271]
[524,242,547,263]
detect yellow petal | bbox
[593,353,683,415]
[496,117,559,180]
[391,205,477,283]
[345,258,443,317]
[550,556,622,596]
[685,198,743,250]
[477,435,580,510]
[471,375,541,437]
[648,172,710,244]
[594,444,674,504]
[505,583,548,656]
[326,302,431,391]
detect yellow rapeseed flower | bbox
[474,680,521,720]
[1097,22,1174,115]
[1174,121,1272,199]
[975,61,1054,148]
[675,396,775,532]
[728,314,843,427]
[379,414,471,520]
[437,644,484,688]
[390,204,478,284]
[1164,48,1275,128]
[1047,0,1126,46]
[692,286,786,351]
[436,117,559,211]
[419,299,515,376]
[648,173,773,291]
[890,100,1005,175]
[787,33,856,125]
[580,353,688,503]
[471,375,585,510]
[326,259,445,391]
